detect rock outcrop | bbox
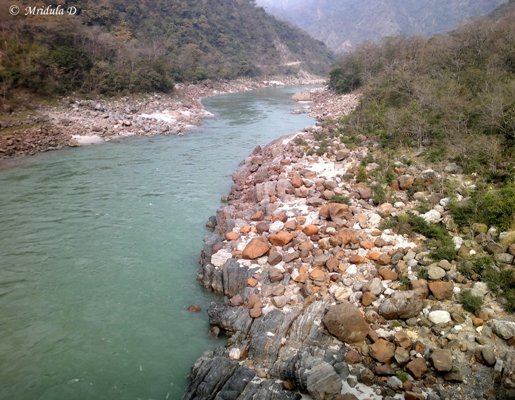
[184,88,514,400]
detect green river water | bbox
[0,86,315,400]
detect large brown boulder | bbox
[323,301,370,344]
[242,237,269,259]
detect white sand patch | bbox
[282,130,309,146]
[307,160,345,179]
[71,134,104,145]
[139,111,177,124]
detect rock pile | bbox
[185,91,514,400]
[0,75,323,159]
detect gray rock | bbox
[427,265,446,280]
[481,347,496,367]
[304,359,342,400]
[248,308,301,368]
[498,353,515,400]
[387,376,403,390]
[494,253,514,264]
[208,303,253,336]
[378,291,423,320]
[364,277,383,296]
[223,259,250,297]
[491,320,515,340]
[183,353,239,400]
[431,349,453,372]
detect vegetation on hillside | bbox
[329,8,514,178]
[327,5,514,312]
[0,0,333,104]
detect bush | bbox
[380,212,456,260]
[450,183,515,231]
[330,195,350,205]
[395,370,409,383]
[372,185,386,205]
[356,166,368,183]
[461,289,483,313]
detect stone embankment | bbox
[184,89,514,400]
[0,75,322,159]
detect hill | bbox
[256,0,507,53]
[0,0,333,103]
[328,1,514,178]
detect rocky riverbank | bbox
[0,75,322,160]
[184,88,514,400]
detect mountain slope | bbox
[0,0,333,101]
[256,0,508,53]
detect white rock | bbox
[346,265,358,275]
[229,348,241,360]
[440,198,451,207]
[453,236,464,250]
[368,213,382,227]
[269,221,285,233]
[211,249,232,268]
[71,134,104,145]
[334,287,353,301]
[428,310,451,325]
[422,209,442,224]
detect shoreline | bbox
[0,75,324,161]
[184,88,514,399]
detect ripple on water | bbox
[0,85,316,400]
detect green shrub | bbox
[293,136,307,146]
[395,370,409,383]
[330,195,350,205]
[417,266,429,280]
[450,183,515,231]
[460,289,483,313]
[399,276,411,290]
[372,185,386,205]
[356,166,368,183]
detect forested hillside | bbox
[0,0,333,103]
[329,2,514,178]
[257,0,507,53]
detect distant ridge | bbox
[256,0,508,53]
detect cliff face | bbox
[256,0,508,52]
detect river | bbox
[0,86,315,400]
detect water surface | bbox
[0,86,315,400]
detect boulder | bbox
[378,291,423,320]
[491,320,515,340]
[406,357,427,379]
[320,203,349,225]
[427,265,446,280]
[303,224,319,236]
[428,310,451,325]
[369,339,395,363]
[398,175,414,190]
[242,238,269,259]
[428,281,454,300]
[323,301,370,344]
[431,349,453,372]
[269,231,294,247]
